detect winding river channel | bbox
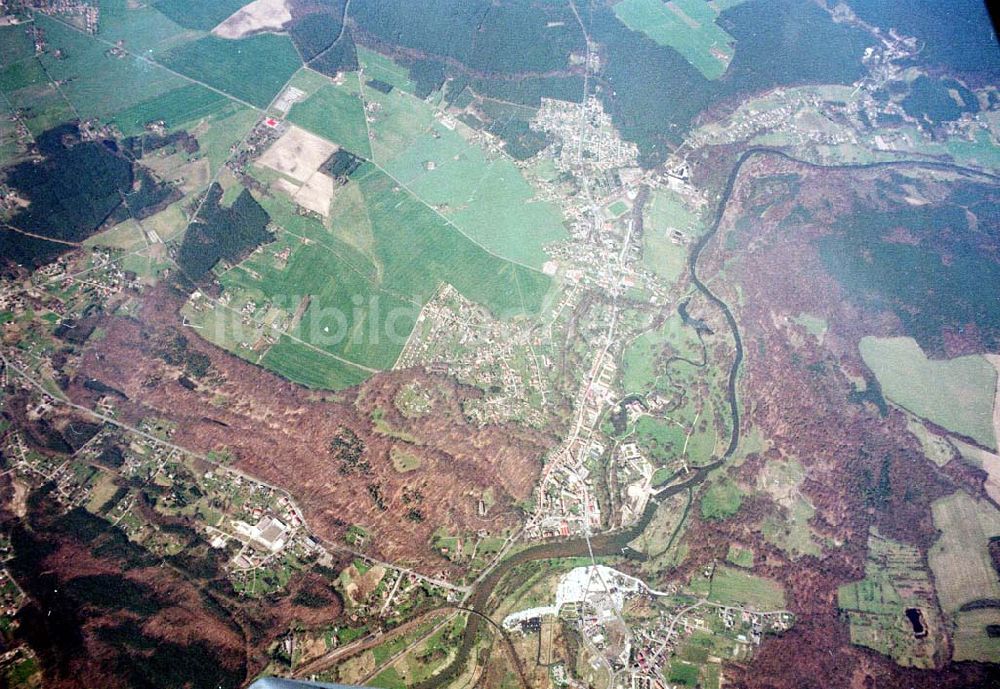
[415,148,1000,688]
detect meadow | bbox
[152,0,252,31]
[381,121,566,269]
[837,530,944,668]
[725,545,754,568]
[927,491,1000,662]
[860,336,997,449]
[287,81,372,158]
[708,566,785,610]
[700,477,743,521]
[159,34,301,108]
[613,0,735,80]
[622,315,703,394]
[110,84,230,137]
[96,0,202,55]
[357,47,416,94]
[641,188,704,284]
[36,15,187,120]
[757,458,822,559]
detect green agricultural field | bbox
[159,34,302,108]
[287,82,372,158]
[358,46,416,93]
[838,530,946,668]
[261,335,371,390]
[860,336,997,449]
[927,491,1000,662]
[362,82,435,162]
[708,566,785,610]
[0,58,47,93]
[622,314,704,394]
[0,103,25,166]
[614,0,736,79]
[365,87,566,268]
[109,83,230,136]
[352,162,552,315]
[700,477,743,520]
[3,80,77,136]
[642,188,704,283]
[0,24,36,66]
[726,545,754,569]
[35,15,188,119]
[96,0,202,55]
[757,458,822,558]
[152,0,252,31]
[952,608,1000,663]
[199,159,552,387]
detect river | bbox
[414,148,999,688]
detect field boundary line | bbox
[33,11,266,114]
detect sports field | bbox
[614,0,736,79]
[860,336,997,449]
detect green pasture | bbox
[159,34,301,108]
[109,83,230,136]
[97,0,202,54]
[36,14,187,119]
[708,566,785,610]
[860,336,997,449]
[613,0,735,79]
[358,46,416,93]
[152,0,252,31]
[287,82,371,157]
[380,118,566,269]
